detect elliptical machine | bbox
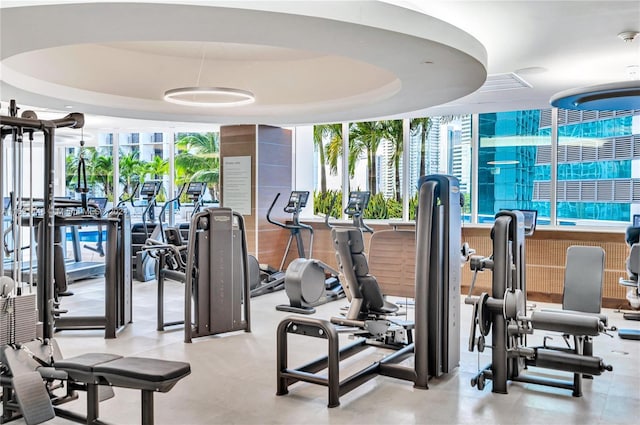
[325,190,373,233]
[124,180,163,282]
[248,191,312,297]
[273,192,344,314]
[177,182,207,242]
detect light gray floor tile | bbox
[4,272,639,424]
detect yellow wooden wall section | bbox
[285,222,631,309]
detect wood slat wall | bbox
[368,230,416,298]
[461,227,629,308]
[286,222,631,308]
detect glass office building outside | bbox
[478,108,640,226]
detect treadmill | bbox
[4,198,107,284]
[63,197,109,281]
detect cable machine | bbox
[0,100,83,340]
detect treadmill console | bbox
[285,191,309,213]
[345,191,370,216]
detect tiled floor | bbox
[7,272,640,424]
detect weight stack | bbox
[0,294,37,346]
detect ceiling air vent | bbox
[477,72,532,93]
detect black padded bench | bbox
[55,354,191,425]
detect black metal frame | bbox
[275,175,462,406]
[465,211,612,396]
[0,102,84,340]
[36,209,132,339]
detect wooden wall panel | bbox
[220,125,257,254]
[219,124,292,269]
[287,221,632,308]
[368,230,415,298]
[462,227,629,308]
[257,125,292,268]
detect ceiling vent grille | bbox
[477,72,532,93]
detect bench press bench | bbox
[1,340,190,425]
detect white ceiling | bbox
[1,0,639,132]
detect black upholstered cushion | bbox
[55,353,123,372]
[93,357,191,382]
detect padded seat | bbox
[56,353,123,372]
[93,357,191,392]
[55,352,123,382]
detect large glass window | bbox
[313,124,343,218]
[348,120,404,219]
[408,115,472,220]
[65,133,115,200]
[555,109,640,226]
[174,132,220,203]
[478,109,551,224]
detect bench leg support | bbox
[142,390,154,425]
[87,383,100,424]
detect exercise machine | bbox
[275,257,343,314]
[324,190,374,233]
[39,205,132,338]
[1,102,131,339]
[128,180,163,282]
[276,174,463,406]
[465,210,612,396]
[145,207,251,341]
[273,190,345,313]
[177,181,208,241]
[618,224,640,339]
[249,191,312,297]
[1,338,189,425]
[266,191,314,269]
[3,197,107,286]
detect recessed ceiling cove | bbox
[0,1,487,125]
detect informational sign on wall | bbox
[222,156,252,215]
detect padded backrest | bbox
[562,245,605,314]
[628,244,640,280]
[332,227,387,314]
[332,228,363,300]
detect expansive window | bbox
[314,115,471,222]
[62,109,639,229]
[478,109,552,224]
[313,124,343,218]
[347,120,404,219]
[408,115,472,221]
[554,109,640,226]
[65,132,115,200]
[174,132,220,203]
[313,120,407,220]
